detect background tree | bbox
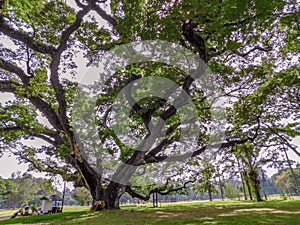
[195,158,219,201]
[0,172,56,209]
[74,187,93,206]
[274,165,300,198]
[61,187,82,206]
[0,177,17,208]
[224,180,241,199]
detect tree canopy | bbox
[0,0,299,209]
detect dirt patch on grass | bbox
[124,205,234,221]
[219,207,300,217]
[0,216,10,221]
[124,203,300,222]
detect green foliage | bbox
[225,182,241,199]
[76,21,111,51]
[0,0,299,206]
[0,173,57,209]
[274,165,300,196]
[3,0,77,45]
[58,144,71,159]
[0,177,17,196]
[74,187,92,206]
[96,61,209,163]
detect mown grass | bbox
[0,210,15,216]
[0,210,15,222]
[0,199,299,225]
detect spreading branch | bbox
[0,57,30,84]
[0,58,62,130]
[235,45,272,58]
[126,175,197,200]
[50,3,94,132]
[0,16,56,55]
[264,123,300,157]
[93,4,117,27]
[0,79,19,93]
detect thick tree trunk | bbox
[249,169,262,201]
[89,181,126,210]
[90,178,105,211]
[104,182,126,209]
[71,157,106,211]
[67,136,129,210]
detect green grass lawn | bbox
[0,200,299,225]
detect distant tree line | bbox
[120,164,299,203]
[0,172,92,209]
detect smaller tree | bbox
[234,143,265,201]
[74,187,93,206]
[0,177,17,196]
[275,165,300,197]
[224,181,241,199]
[1,173,57,208]
[194,158,219,201]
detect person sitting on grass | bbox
[10,209,22,219]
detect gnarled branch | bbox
[0,79,19,92]
[50,3,94,132]
[93,4,117,27]
[0,16,56,55]
[0,57,30,84]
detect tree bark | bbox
[218,176,224,200]
[237,159,247,200]
[283,147,300,196]
[249,169,263,201]
[243,171,253,200]
[208,183,213,201]
[240,172,248,200]
[104,182,126,209]
[89,181,126,210]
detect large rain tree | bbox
[0,0,299,209]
